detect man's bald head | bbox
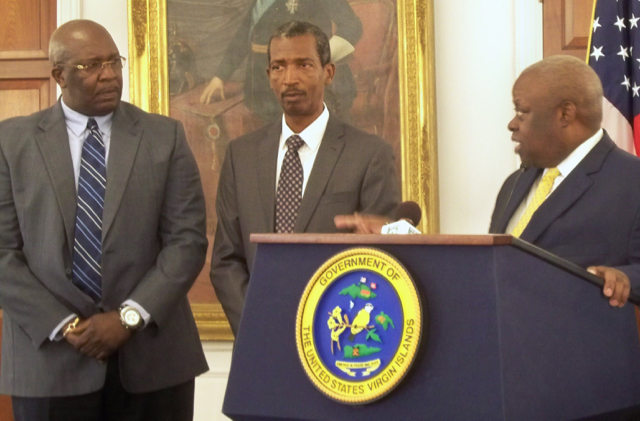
[49,20,114,65]
[519,55,603,132]
[50,20,122,116]
[508,55,605,168]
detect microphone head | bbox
[395,201,422,226]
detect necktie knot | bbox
[542,167,561,184]
[87,117,98,130]
[286,135,305,152]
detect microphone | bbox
[381,201,422,234]
[395,201,422,226]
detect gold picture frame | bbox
[127,0,438,340]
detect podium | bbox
[222,234,640,421]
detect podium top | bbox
[250,233,640,306]
[250,233,515,245]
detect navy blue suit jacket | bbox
[489,132,640,291]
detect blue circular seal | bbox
[296,248,423,404]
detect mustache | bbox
[281,89,305,97]
[96,85,120,95]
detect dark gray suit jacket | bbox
[211,115,400,335]
[489,133,640,292]
[0,101,209,397]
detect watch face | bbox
[124,309,141,326]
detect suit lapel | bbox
[102,104,142,238]
[520,134,615,243]
[494,168,540,234]
[36,103,99,310]
[257,121,281,232]
[294,116,345,233]
[36,103,77,254]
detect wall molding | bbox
[58,0,83,25]
[514,0,543,76]
[512,0,543,168]
[198,342,233,379]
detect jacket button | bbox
[65,268,72,276]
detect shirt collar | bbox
[551,128,603,178]
[280,105,330,152]
[61,98,114,137]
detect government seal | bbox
[296,248,423,404]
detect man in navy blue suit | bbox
[489,55,640,308]
[337,55,639,307]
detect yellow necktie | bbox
[511,168,561,238]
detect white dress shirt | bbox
[50,100,150,340]
[506,129,604,234]
[275,105,330,196]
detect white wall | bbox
[435,0,519,233]
[59,0,539,418]
[195,342,233,421]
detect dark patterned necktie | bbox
[71,118,106,302]
[275,134,305,233]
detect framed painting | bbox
[127,0,438,340]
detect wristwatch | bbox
[118,305,143,331]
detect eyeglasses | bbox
[56,56,127,74]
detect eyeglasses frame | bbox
[55,56,127,74]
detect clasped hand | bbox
[64,311,131,362]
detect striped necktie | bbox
[72,118,106,302]
[275,135,305,233]
[511,167,561,238]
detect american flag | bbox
[589,0,640,155]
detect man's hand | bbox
[587,266,631,308]
[334,213,391,234]
[65,311,132,361]
[200,77,225,104]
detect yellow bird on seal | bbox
[349,303,374,341]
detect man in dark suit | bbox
[211,21,400,336]
[0,20,208,420]
[489,55,639,308]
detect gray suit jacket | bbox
[0,101,209,397]
[211,115,400,335]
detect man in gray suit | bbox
[0,20,208,420]
[211,21,400,336]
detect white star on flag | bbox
[615,16,627,31]
[593,17,602,32]
[631,14,640,28]
[633,83,640,97]
[622,75,632,91]
[591,46,605,61]
[618,46,630,60]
